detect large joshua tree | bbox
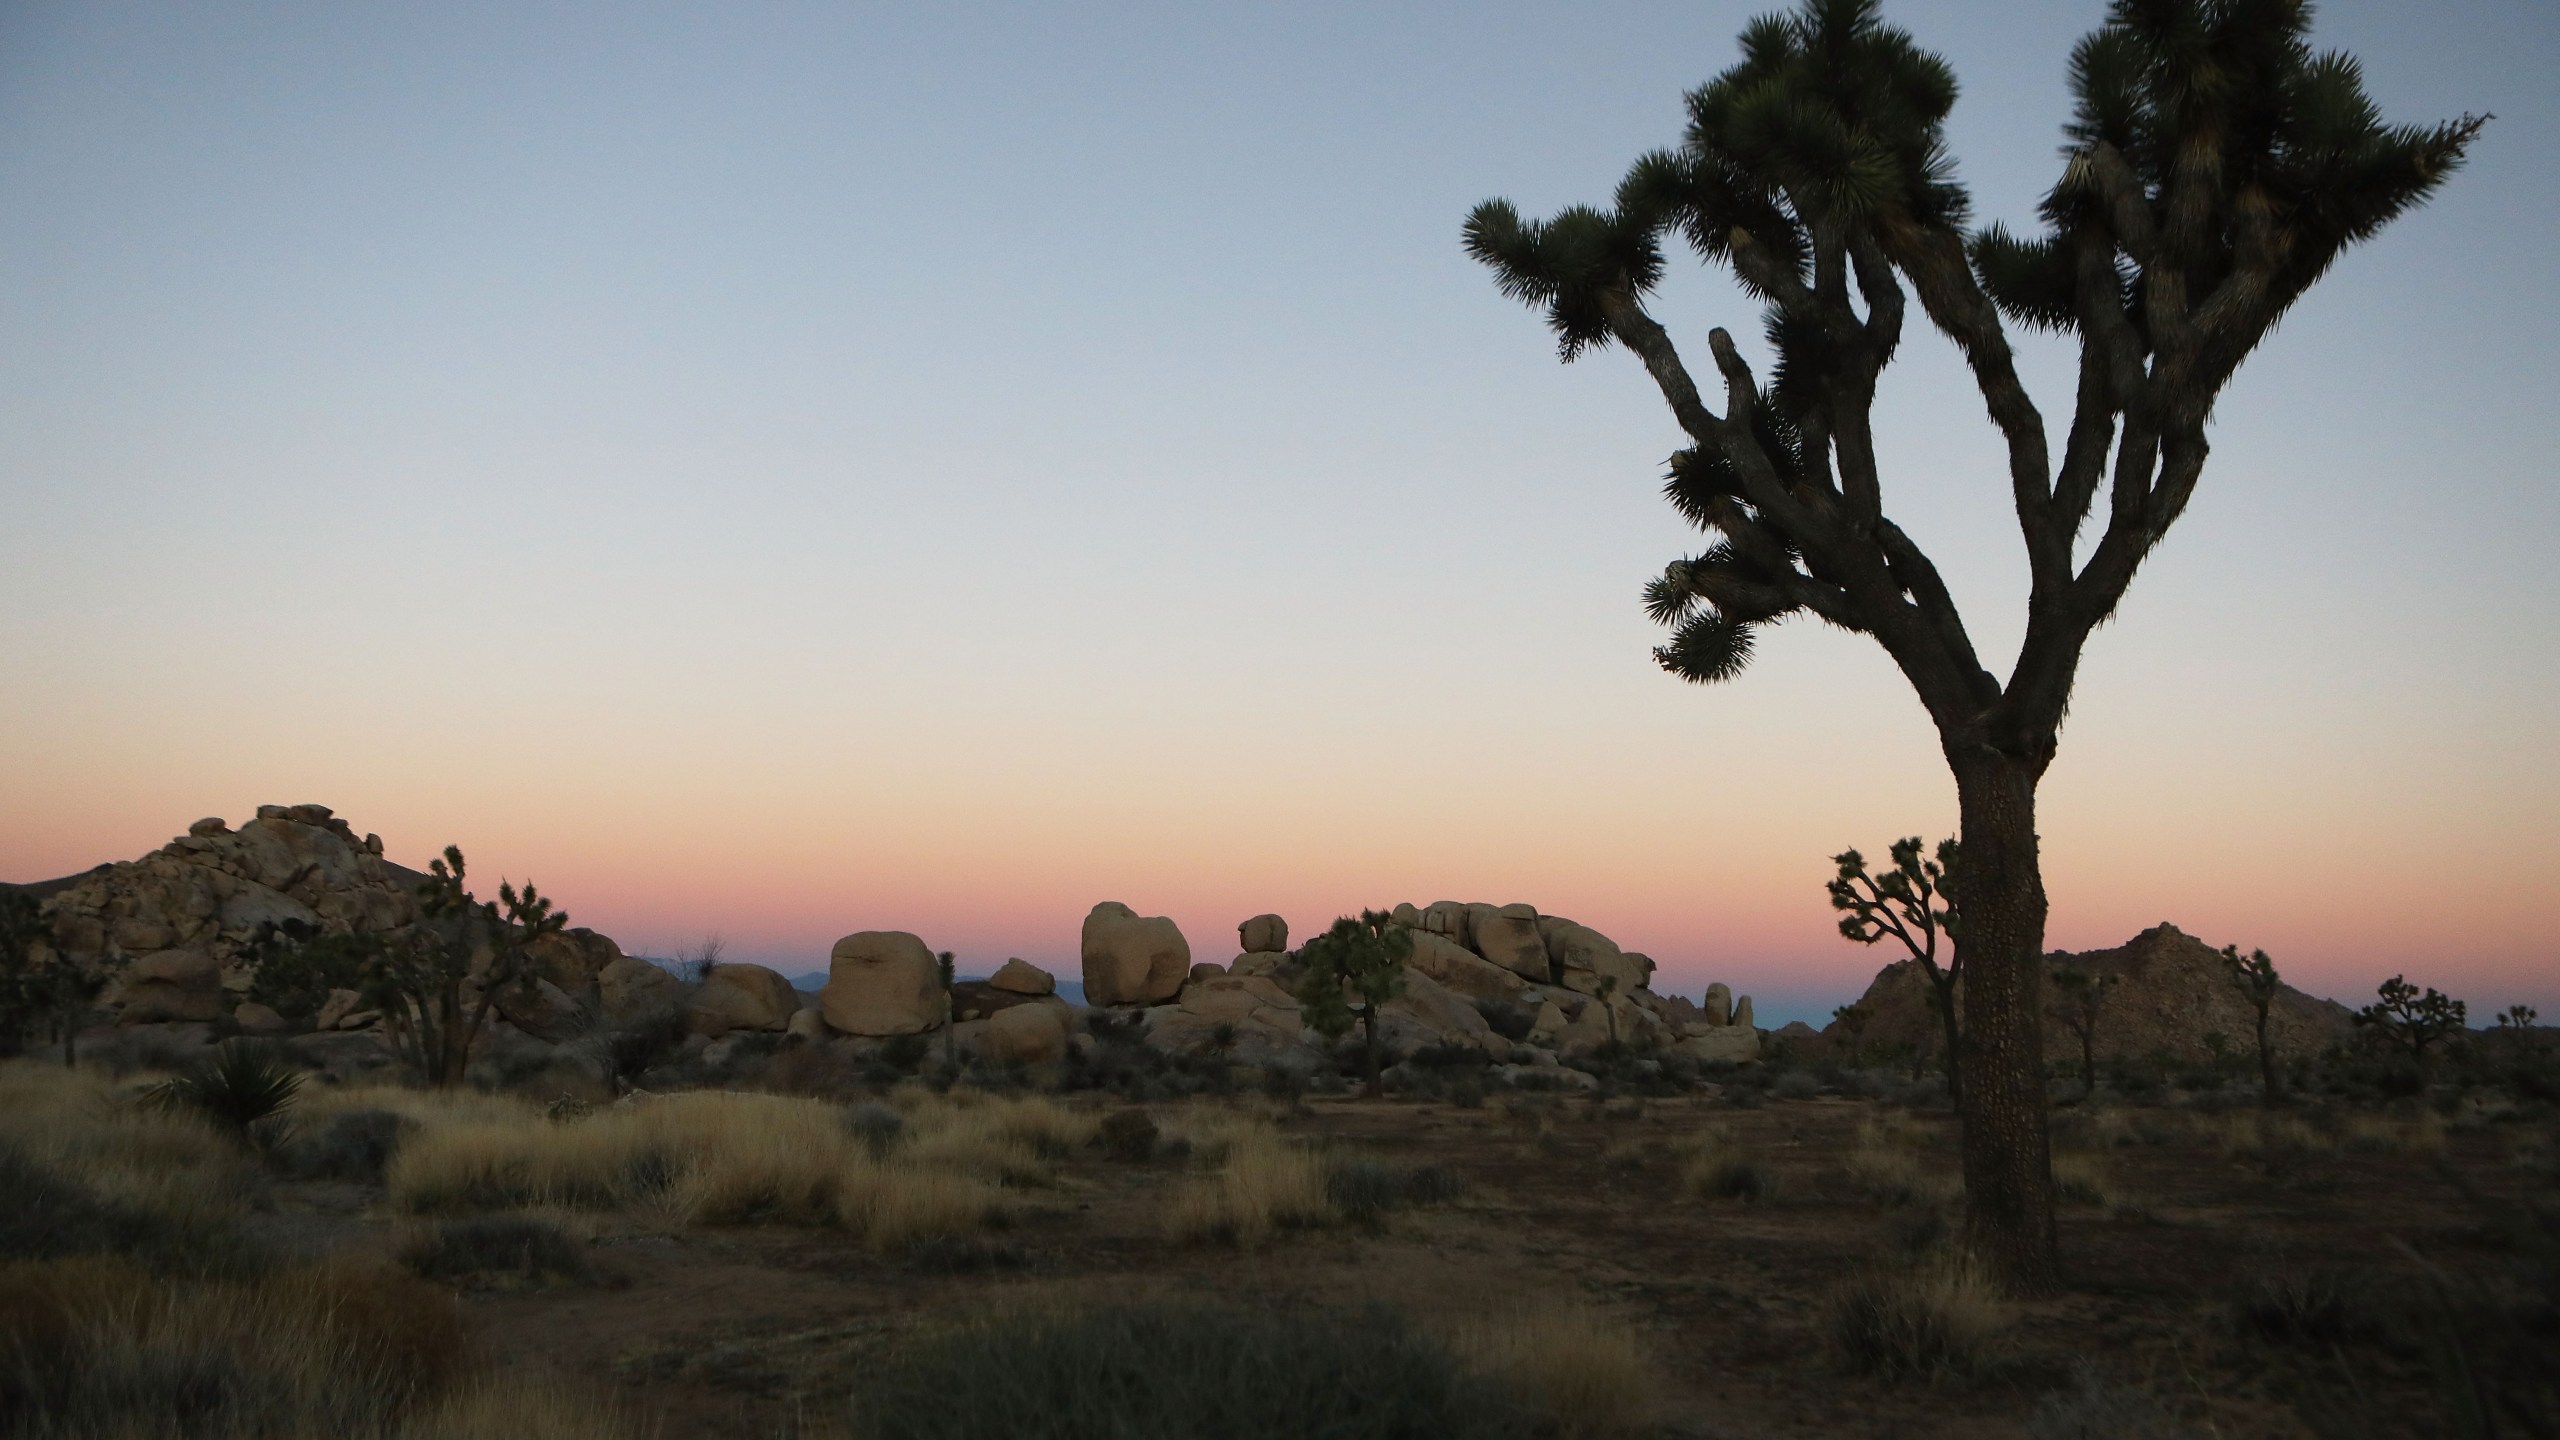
[1465,0,2478,1290]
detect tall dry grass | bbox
[1827,1256,2012,1378]
[0,1061,262,1262]
[1163,1124,1329,1246]
[1441,1302,1660,1439]
[1844,1116,1959,1208]
[383,1088,1077,1249]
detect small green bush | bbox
[848,1302,1540,1440]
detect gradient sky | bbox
[3,1,2553,1027]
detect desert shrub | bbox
[144,1040,305,1143]
[1845,1118,1958,1208]
[401,1215,591,1285]
[2026,1365,2196,1439]
[849,1301,1539,1440]
[1096,1107,1160,1162]
[278,1109,413,1185]
[1323,1159,1465,1224]
[845,1102,906,1156]
[1769,1069,1823,1101]
[1828,1259,2010,1378]
[1440,1301,1657,1438]
[2230,1265,2397,1349]
[1678,1134,1779,1204]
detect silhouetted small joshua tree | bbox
[2354,975,2466,1071]
[1831,838,1961,1101]
[2220,944,2284,1104]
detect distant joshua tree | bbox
[1294,911,1412,1100]
[1829,838,1961,1101]
[2046,965,2117,1095]
[2354,975,2466,1070]
[2496,1004,2538,1031]
[2220,945,2284,1104]
[0,890,114,1065]
[369,846,569,1088]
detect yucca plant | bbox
[146,1039,305,1144]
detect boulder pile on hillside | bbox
[11,806,1770,1088]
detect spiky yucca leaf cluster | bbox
[1467,0,2478,694]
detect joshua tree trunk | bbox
[1926,977,1962,1105]
[1359,1003,1382,1100]
[1951,754,2057,1292]
[2253,1004,2279,1105]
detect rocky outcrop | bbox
[1081,903,1190,1007]
[1468,904,1550,980]
[1405,931,1529,1005]
[1237,914,1287,954]
[822,931,946,1036]
[686,963,799,1036]
[38,806,423,1016]
[598,956,684,1025]
[1819,922,2356,1068]
[985,1000,1072,1065]
[987,958,1055,996]
[114,948,224,1023]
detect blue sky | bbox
[3,2,2553,1026]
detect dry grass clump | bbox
[2050,1153,2114,1208]
[1442,1301,1660,1438]
[1675,1129,1781,1205]
[1164,1128,1329,1246]
[2343,1112,2446,1157]
[2218,1111,2335,1160]
[389,1372,632,1440]
[1828,1256,2011,1379]
[385,1089,1042,1248]
[0,1062,264,1263]
[1845,1117,1959,1208]
[0,1254,484,1438]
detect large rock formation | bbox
[1820,922,2356,1067]
[686,962,800,1036]
[1237,914,1288,955]
[821,931,946,1036]
[1081,902,1190,1007]
[34,806,425,1016]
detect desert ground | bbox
[6,1032,2553,1440]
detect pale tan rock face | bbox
[1403,931,1528,1005]
[1237,914,1288,954]
[1377,969,1508,1055]
[686,963,799,1036]
[1420,901,1474,948]
[1679,1026,1761,1064]
[986,958,1056,996]
[1468,903,1550,981]
[1080,902,1189,1007]
[597,956,684,1025]
[1702,982,1733,1027]
[786,1006,829,1042]
[822,931,945,1036]
[232,1002,287,1035]
[525,928,622,999]
[1540,917,1651,994]
[985,1000,1071,1064]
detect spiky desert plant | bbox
[1466,0,2482,1289]
[2355,975,2467,1070]
[147,1039,305,1143]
